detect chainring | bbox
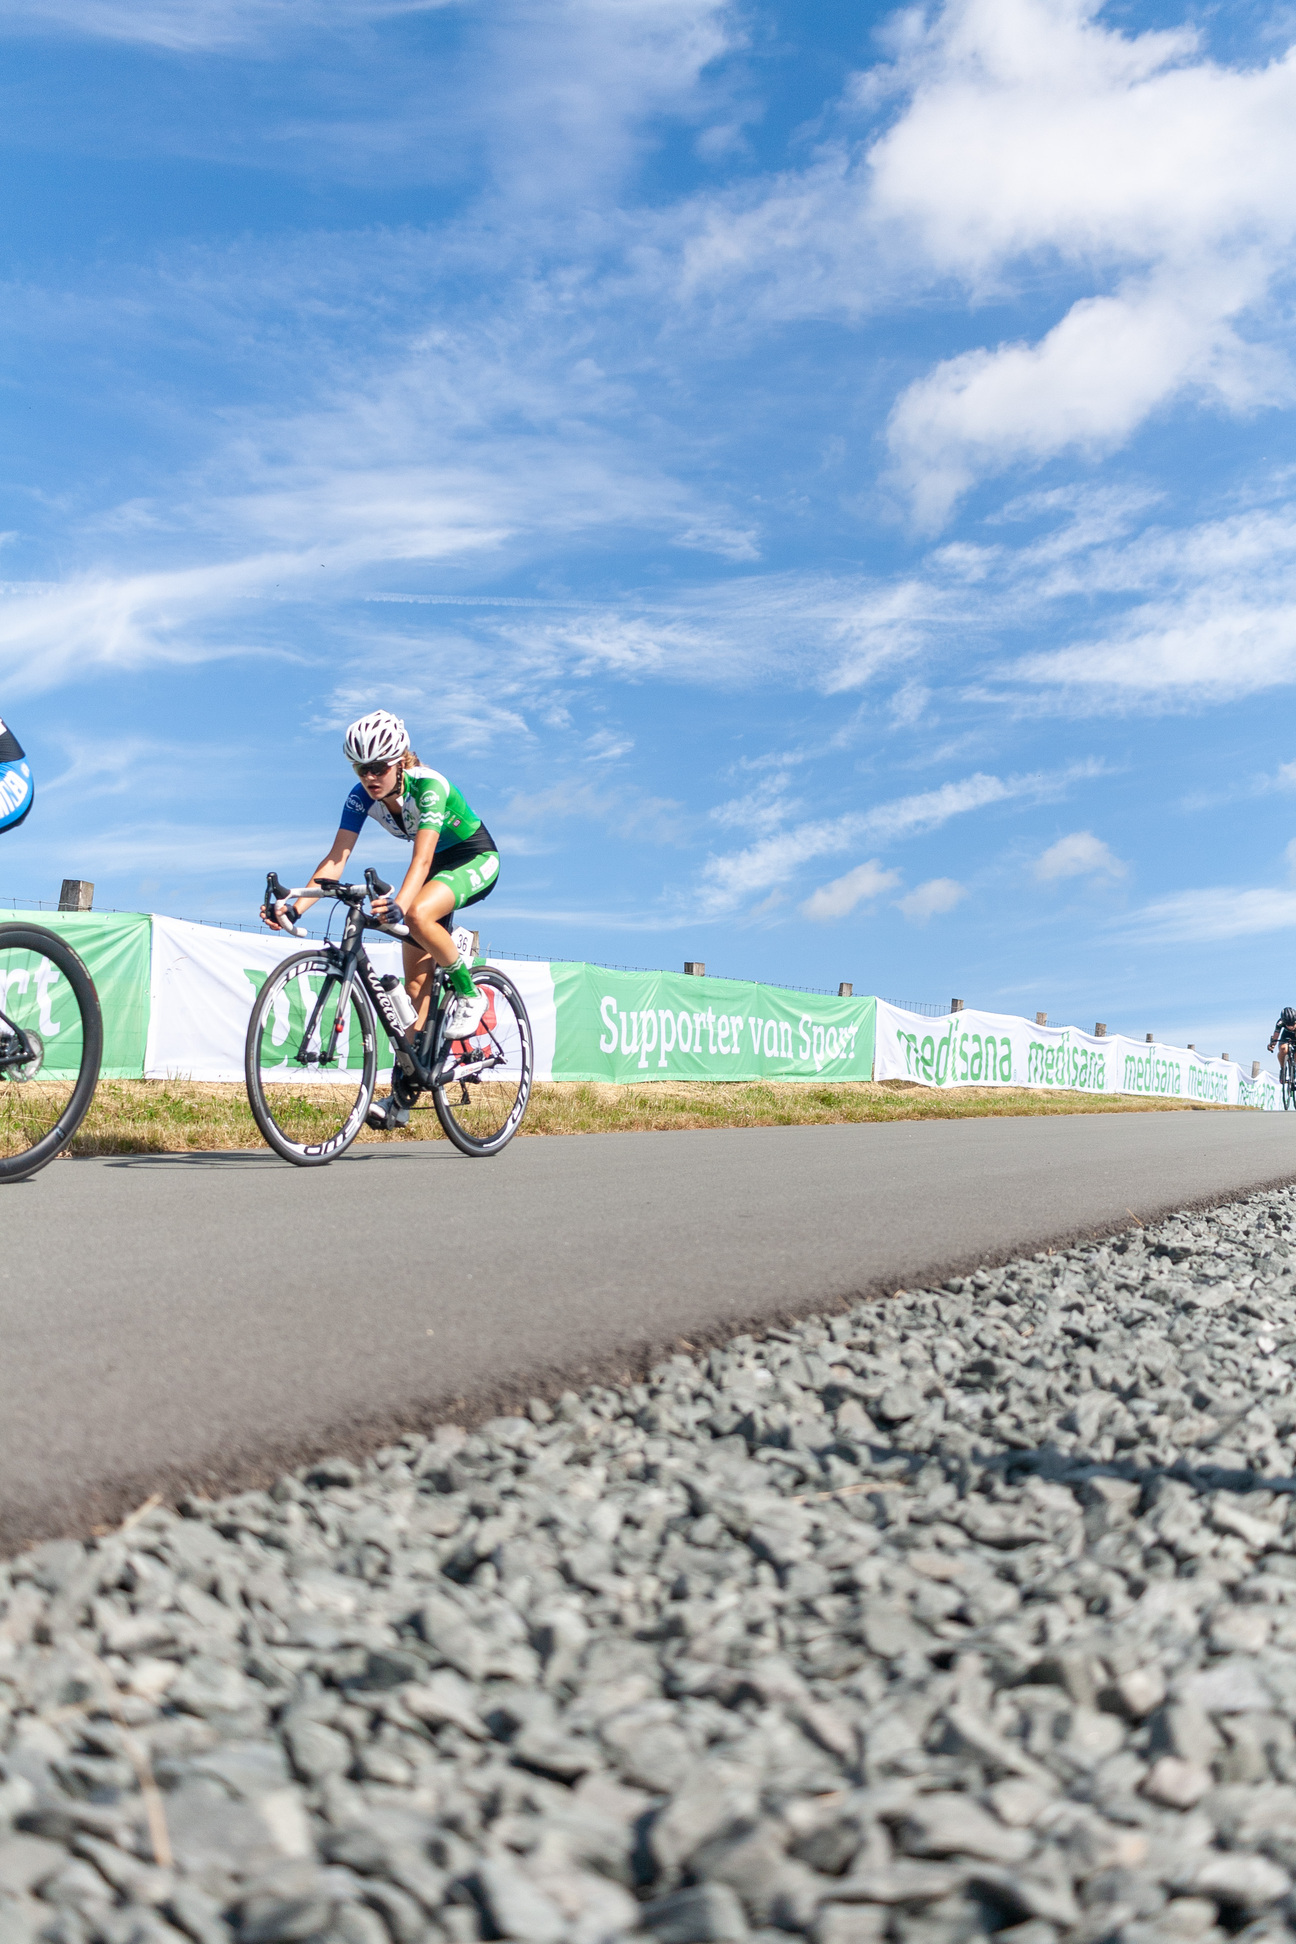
[0,1026,44,1082]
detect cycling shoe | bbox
[366,1092,411,1131]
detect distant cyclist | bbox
[261,710,498,1125]
[0,721,34,833]
[1268,1008,1296,1071]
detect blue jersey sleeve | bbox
[0,759,33,832]
[339,782,371,835]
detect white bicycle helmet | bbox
[343,709,409,765]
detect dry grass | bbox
[65,1076,1248,1157]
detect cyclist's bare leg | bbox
[400,878,458,1030]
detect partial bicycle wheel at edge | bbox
[0,923,103,1182]
[245,948,378,1165]
[433,965,533,1156]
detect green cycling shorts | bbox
[431,846,499,911]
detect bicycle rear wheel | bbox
[433,966,533,1157]
[0,924,103,1182]
[245,950,378,1165]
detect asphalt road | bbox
[5,1110,1296,1553]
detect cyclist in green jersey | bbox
[261,711,499,1109]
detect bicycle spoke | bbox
[0,927,101,1179]
[246,953,376,1163]
[434,969,532,1155]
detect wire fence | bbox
[1,897,950,1009]
[481,945,931,1002]
[0,894,275,935]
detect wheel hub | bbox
[0,1027,43,1081]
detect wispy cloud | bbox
[0,558,301,697]
[0,0,452,53]
[1116,886,1296,945]
[1034,831,1126,883]
[803,859,900,922]
[897,876,965,923]
[700,760,1100,917]
[965,494,1296,710]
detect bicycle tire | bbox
[245,949,378,1165]
[433,965,533,1157]
[1285,1072,1296,1113]
[0,923,103,1182]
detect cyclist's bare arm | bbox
[259,828,357,930]
[372,828,437,924]
[373,829,459,972]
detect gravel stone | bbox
[0,1837,66,1897]
[642,1882,750,1941]
[471,1857,567,1942]
[1143,1758,1212,1808]
[1190,1852,1293,1911]
[10,1189,1296,1941]
[897,1796,1033,1864]
[813,1909,888,1944]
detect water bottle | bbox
[379,974,418,1032]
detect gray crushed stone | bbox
[6,1191,1296,1944]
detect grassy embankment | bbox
[65,1077,1246,1156]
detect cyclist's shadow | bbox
[101,1142,452,1169]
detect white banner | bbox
[875,1002,1281,1110]
[145,914,555,1083]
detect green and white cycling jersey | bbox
[340,765,488,850]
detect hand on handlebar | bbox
[372,896,405,930]
[260,900,306,936]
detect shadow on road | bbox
[98,1141,453,1169]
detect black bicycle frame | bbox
[277,875,498,1091]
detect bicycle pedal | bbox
[366,1095,410,1132]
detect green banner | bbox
[551,962,876,1083]
[3,910,151,1079]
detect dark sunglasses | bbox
[354,758,398,778]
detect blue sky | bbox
[4,0,1296,1064]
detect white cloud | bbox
[888,271,1284,528]
[1118,886,1296,944]
[492,574,936,694]
[698,759,1096,915]
[897,876,965,922]
[478,0,738,205]
[971,496,1296,708]
[1034,830,1126,882]
[0,0,450,52]
[668,0,1296,522]
[803,859,900,921]
[860,771,1013,842]
[584,729,634,761]
[872,0,1296,518]
[0,557,300,696]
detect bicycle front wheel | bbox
[433,966,533,1157]
[245,950,378,1165]
[0,924,103,1182]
